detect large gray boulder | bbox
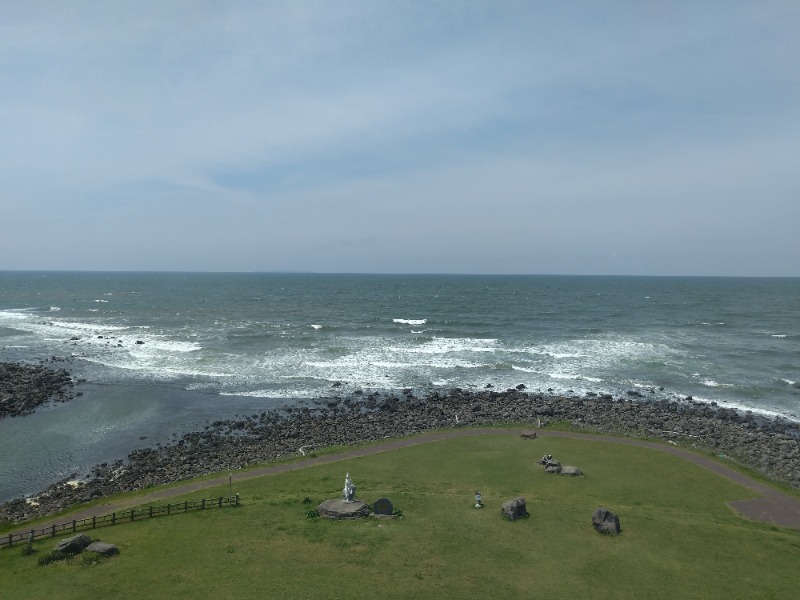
[501,497,529,521]
[544,460,562,474]
[54,534,92,554]
[592,507,621,536]
[560,466,583,477]
[86,541,119,556]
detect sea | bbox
[1,272,799,502]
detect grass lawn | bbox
[2,434,799,599]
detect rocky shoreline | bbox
[2,383,798,525]
[0,361,79,419]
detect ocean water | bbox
[1,272,799,500]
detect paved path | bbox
[6,428,800,541]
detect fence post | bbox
[184,501,188,513]
[72,520,76,533]
[112,512,116,526]
[149,506,153,518]
[7,533,12,547]
[236,493,240,507]
[218,496,222,508]
[130,509,135,522]
[93,515,96,529]
[51,524,56,537]
[202,498,206,510]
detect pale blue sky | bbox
[1,1,798,275]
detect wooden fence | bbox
[1,494,240,550]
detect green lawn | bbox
[2,434,799,599]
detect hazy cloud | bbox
[1,1,798,275]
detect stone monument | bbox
[372,497,394,516]
[317,473,369,520]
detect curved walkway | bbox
[7,428,800,539]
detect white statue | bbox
[343,472,356,502]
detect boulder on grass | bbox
[54,534,92,554]
[544,460,562,474]
[501,497,529,521]
[86,541,119,556]
[560,466,583,477]
[592,507,621,536]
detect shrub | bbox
[38,550,70,566]
[81,551,105,566]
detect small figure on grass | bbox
[474,491,483,508]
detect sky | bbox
[1,1,799,276]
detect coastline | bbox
[0,361,77,419]
[2,380,798,525]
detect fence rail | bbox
[1,494,240,550]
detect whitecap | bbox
[771,334,787,338]
[49,306,61,312]
[549,372,602,382]
[0,309,35,320]
[310,324,324,330]
[401,337,499,355]
[393,318,427,325]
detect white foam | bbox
[220,388,321,399]
[310,324,324,330]
[549,372,603,383]
[401,337,499,355]
[393,318,427,325]
[49,306,61,312]
[0,309,34,321]
[547,351,585,359]
[685,395,796,421]
[771,334,787,338]
[701,379,722,387]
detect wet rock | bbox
[0,362,76,418]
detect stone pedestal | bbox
[317,498,370,520]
